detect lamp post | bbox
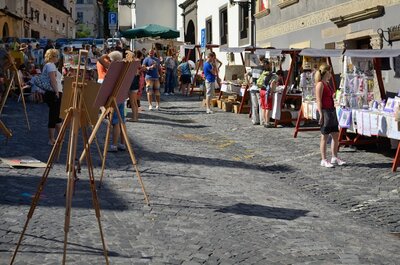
[229,0,256,47]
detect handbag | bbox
[33,74,52,91]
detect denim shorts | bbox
[112,103,125,125]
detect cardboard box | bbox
[211,98,218,107]
[217,99,223,109]
[222,101,233,112]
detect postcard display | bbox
[338,56,400,140]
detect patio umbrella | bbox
[121,24,180,39]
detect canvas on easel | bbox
[61,76,101,125]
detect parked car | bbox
[70,38,94,50]
[2,37,20,45]
[20,38,39,48]
[39,38,49,49]
[55,38,71,49]
[94,38,105,51]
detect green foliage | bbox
[76,24,92,38]
[107,0,117,12]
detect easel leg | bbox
[99,111,113,188]
[114,100,150,205]
[19,85,30,131]
[62,109,81,264]
[9,111,72,264]
[0,75,14,115]
[79,107,108,166]
[81,122,109,264]
[392,142,400,172]
[293,107,303,138]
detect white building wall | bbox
[176,0,185,42]
[135,0,177,29]
[196,0,248,79]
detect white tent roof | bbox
[343,49,400,58]
[300,48,343,57]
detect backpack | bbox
[256,71,273,89]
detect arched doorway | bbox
[185,20,195,62]
[2,23,9,37]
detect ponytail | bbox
[314,63,331,83]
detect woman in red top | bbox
[315,63,346,168]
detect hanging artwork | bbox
[394,56,400,78]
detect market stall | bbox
[182,44,220,96]
[336,49,400,172]
[218,47,250,114]
[265,49,303,127]
[293,48,343,138]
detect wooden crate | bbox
[217,99,223,109]
[222,101,233,112]
[211,98,218,107]
[232,102,241,113]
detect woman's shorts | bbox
[260,90,272,110]
[316,108,339,135]
[130,75,140,92]
[180,74,191,84]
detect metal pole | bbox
[250,0,256,47]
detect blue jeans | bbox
[165,69,175,94]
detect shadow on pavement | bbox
[216,203,311,220]
[0,175,129,210]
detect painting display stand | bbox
[10,50,109,265]
[78,60,150,205]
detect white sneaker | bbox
[155,105,159,110]
[118,143,126,151]
[331,157,346,166]
[148,105,153,110]
[320,159,334,168]
[206,108,213,114]
[164,93,169,96]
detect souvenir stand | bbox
[293,48,342,138]
[267,49,303,127]
[217,47,249,114]
[337,49,400,172]
[183,44,220,96]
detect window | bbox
[50,17,53,23]
[239,4,249,40]
[87,0,93,3]
[76,0,84,4]
[77,12,83,24]
[219,7,228,45]
[206,18,212,44]
[43,14,46,21]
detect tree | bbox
[76,24,92,38]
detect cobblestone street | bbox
[1,95,399,264]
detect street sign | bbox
[108,12,118,29]
[201,28,206,48]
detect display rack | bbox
[293,48,343,137]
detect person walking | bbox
[164,52,177,95]
[315,63,346,168]
[203,52,217,114]
[42,49,63,146]
[142,49,161,110]
[128,50,144,121]
[177,56,193,96]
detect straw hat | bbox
[19,43,28,51]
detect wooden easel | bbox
[78,60,150,206]
[10,50,109,265]
[0,119,12,139]
[0,64,31,130]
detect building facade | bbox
[255,0,400,93]
[0,0,76,39]
[76,0,103,38]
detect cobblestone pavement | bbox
[0,94,399,264]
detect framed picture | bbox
[339,109,352,128]
[245,53,261,67]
